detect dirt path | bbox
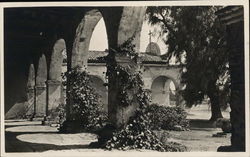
[4,105,231,152]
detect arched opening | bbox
[81,10,109,112]
[69,7,147,127]
[35,54,47,117]
[89,18,108,51]
[71,9,104,69]
[151,76,177,106]
[89,75,108,112]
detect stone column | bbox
[216,7,245,151]
[35,84,47,117]
[108,55,141,128]
[46,79,62,120]
[227,21,245,151]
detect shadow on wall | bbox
[4,53,31,118]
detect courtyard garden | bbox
[5,105,230,152]
[5,63,231,152]
[4,5,240,153]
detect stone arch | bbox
[151,74,180,90]
[67,7,148,127]
[89,74,106,84]
[89,75,108,112]
[71,9,103,69]
[151,75,178,106]
[35,54,47,117]
[102,7,147,127]
[117,7,147,52]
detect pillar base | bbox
[35,84,47,117]
[108,55,141,128]
[46,79,62,123]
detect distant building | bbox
[61,43,181,112]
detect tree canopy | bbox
[146,6,230,120]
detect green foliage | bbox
[103,35,186,152]
[54,103,66,126]
[104,89,166,151]
[146,104,189,131]
[146,6,230,120]
[104,102,187,151]
[59,66,107,132]
[115,65,144,107]
[116,34,137,57]
[105,35,143,108]
[104,69,186,151]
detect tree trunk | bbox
[208,91,223,121]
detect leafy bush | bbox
[146,104,189,131]
[99,37,186,151]
[104,105,187,152]
[104,89,166,151]
[103,69,167,151]
[104,80,187,152]
[59,66,107,132]
[56,103,66,126]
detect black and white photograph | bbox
[0,1,249,156]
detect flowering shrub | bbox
[59,66,107,132]
[146,104,190,131]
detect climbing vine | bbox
[102,36,186,151]
[59,66,107,132]
[104,35,143,108]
